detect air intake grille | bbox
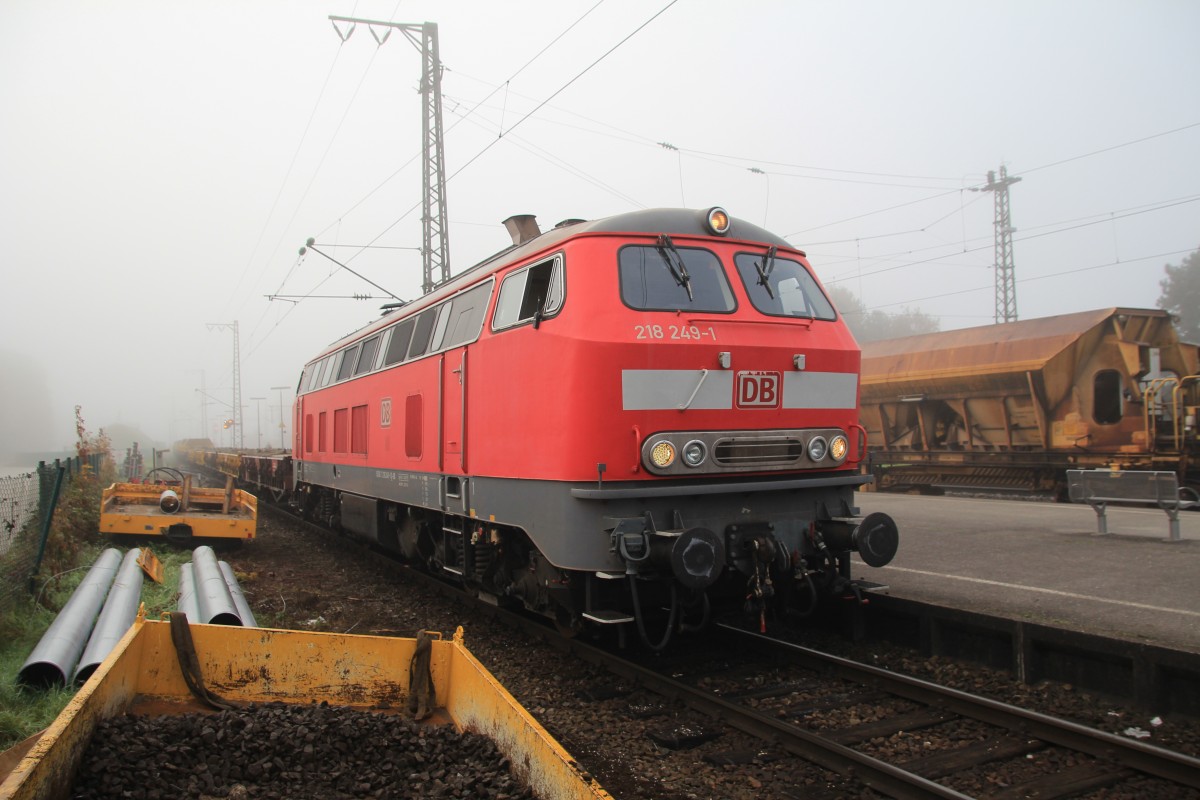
[713,437,805,467]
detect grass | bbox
[0,562,92,752]
[0,542,192,753]
[0,602,67,749]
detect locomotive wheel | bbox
[554,608,582,638]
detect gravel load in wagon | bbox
[73,702,532,800]
[0,616,609,800]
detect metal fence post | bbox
[29,464,66,594]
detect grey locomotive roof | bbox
[313,207,797,358]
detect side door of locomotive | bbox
[436,281,494,481]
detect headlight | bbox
[681,440,707,468]
[649,440,677,469]
[706,207,731,235]
[807,436,828,462]
[830,434,848,462]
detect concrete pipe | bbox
[192,545,241,625]
[219,560,257,628]
[176,563,200,623]
[73,548,145,685]
[18,548,123,688]
[159,489,181,513]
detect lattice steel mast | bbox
[974,166,1022,323]
[330,16,450,295]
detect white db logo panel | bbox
[736,371,780,409]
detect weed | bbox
[0,585,81,750]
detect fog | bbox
[2,0,1197,455]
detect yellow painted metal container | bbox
[0,620,610,800]
[99,481,257,541]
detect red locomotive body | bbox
[291,208,897,646]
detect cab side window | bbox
[492,256,563,330]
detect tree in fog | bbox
[827,285,940,343]
[1157,247,1200,342]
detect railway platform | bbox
[852,492,1200,655]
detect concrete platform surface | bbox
[851,493,1200,654]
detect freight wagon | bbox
[860,307,1199,497]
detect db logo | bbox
[735,371,781,409]
[380,397,392,428]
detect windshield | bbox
[734,252,836,320]
[619,244,736,312]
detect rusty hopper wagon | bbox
[860,307,1199,497]
[99,476,257,543]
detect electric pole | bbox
[271,385,290,450]
[187,369,208,440]
[973,166,1022,323]
[330,16,450,295]
[207,322,244,449]
[251,396,266,450]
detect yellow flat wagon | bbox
[99,479,256,542]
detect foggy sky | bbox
[2,0,1198,454]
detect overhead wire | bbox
[803,192,988,247]
[304,1,613,246]
[823,196,1200,286]
[318,0,684,271]
[815,193,1200,273]
[445,101,646,208]
[1021,121,1200,175]
[220,40,348,319]
[240,9,403,360]
[865,248,1196,315]
[794,122,1200,241]
[440,0,684,185]
[785,188,969,239]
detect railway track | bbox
[383,541,1200,796]
[252,500,1200,798]
[671,626,1200,797]
[490,614,1200,798]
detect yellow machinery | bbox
[0,616,610,800]
[99,476,256,543]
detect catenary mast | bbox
[973,166,1022,323]
[330,16,449,295]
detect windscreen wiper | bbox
[755,245,777,299]
[656,234,693,301]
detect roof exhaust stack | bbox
[503,214,541,246]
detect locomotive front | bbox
[468,207,899,647]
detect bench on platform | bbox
[1066,469,1196,542]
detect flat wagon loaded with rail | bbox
[860,307,1199,498]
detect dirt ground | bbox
[222,512,467,639]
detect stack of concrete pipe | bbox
[175,545,257,628]
[18,548,139,688]
[18,545,256,690]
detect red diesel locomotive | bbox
[291,207,898,647]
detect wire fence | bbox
[0,456,101,615]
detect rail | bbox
[1067,468,1197,541]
